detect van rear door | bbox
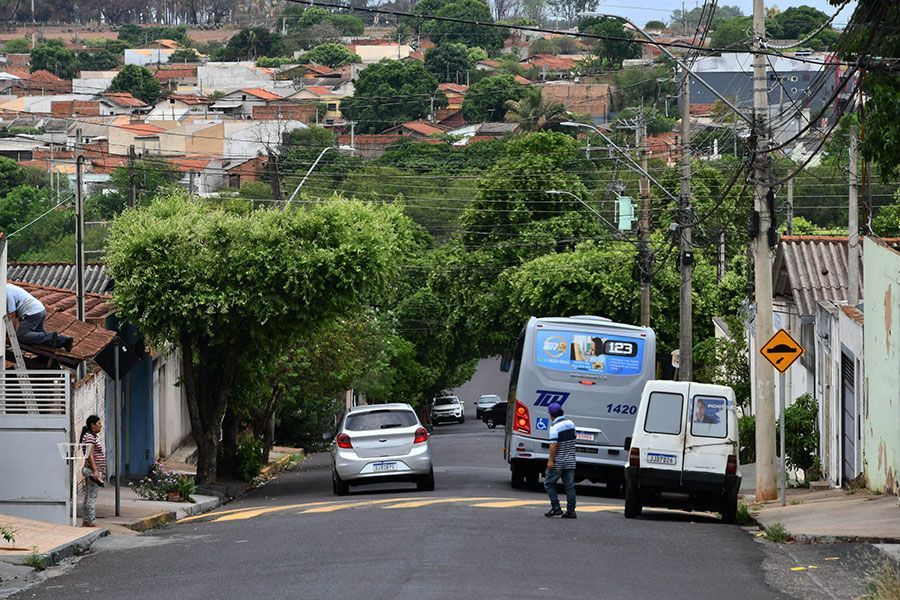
[636,381,688,474]
[682,384,736,477]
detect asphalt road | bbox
[14,359,881,600]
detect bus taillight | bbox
[514,400,531,434]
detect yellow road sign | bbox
[761,329,804,373]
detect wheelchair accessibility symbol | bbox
[536,418,549,431]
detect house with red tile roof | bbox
[381,120,447,138]
[213,87,285,118]
[0,69,72,96]
[99,92,150,115]
[522,54,576,79]
[147,64,199,88]
[438,82,468,109]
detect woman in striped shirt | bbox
[80,415,106,527]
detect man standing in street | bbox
[544,402,577,519]
[6,282,73,351]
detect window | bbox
[327,103,338,111]
[690,395,728,438]
[345,409,418,431]
[644,392,683,435]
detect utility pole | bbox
[128,145,137,208]
[74,129,85,324]
[638,116,651,328]
[678,65,693,381]
[752,0,777,502]
[30,0,36,50]
[786,178,794,236]
[267,150,283,208]
[848,126,860,305]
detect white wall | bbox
[153,349,191,459]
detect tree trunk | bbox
[219,404,238,478]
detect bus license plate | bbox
[373,462,398,472]
[646,453,677,465]
[576,431,595,442]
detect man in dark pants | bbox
[6,283,73,351]
[543,402,577,519]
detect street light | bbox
[287,144,355,204]
[545,189,620,235]
[561,122,679,204]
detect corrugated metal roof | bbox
[773,236,859,316]
[8,263,111,294]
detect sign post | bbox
[760,329,804,506]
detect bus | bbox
[503,315,656,490]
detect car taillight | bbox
[726,454,737,475]
[414,427,428,444]
[629,447,640,467]
[336,433,352,449]
[514,400,531,434]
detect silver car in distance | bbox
[330,403,435,496]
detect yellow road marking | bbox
[214,501,339,522]
[383,497,495,509]
[791,567,807,571]
[576,505,622,513]
[824,557,840,561]
[470,500,547,508]
[180,507,260,523]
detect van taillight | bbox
[413,427,428,444]
[514,400,531,434]
[629,447,640,467]
[726,454,737,475]
[336,433,352,449]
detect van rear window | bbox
[534,329,645,375]
[644,392,683,435]
[690,395,728,438]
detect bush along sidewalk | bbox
[131,461,197,502]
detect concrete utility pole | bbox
[268,150,283,208]
[128,145,137,209]
[752,0,777,502]
[848,126,860,306]
[638,116,651,328]
[678,65,693,381]
[74,129,85,325]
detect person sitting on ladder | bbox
[6,282,73,351]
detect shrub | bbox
[781,393,819,473]
[131,461,197,502]
[739,415,756,464]
[1,524,15,543]
[764,522,789,543]
[864,561,900,600]
[234,435,264,482]
[735,500,753,525]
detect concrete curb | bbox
[258,454,297,480]
[122,495,222,532]
[1,528,110,567]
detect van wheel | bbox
[624,480,642,518]
[721,488,738,524]
[511,463,526,489]
[333,472,349,497]
[417,469,435,492]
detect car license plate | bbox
[576,431,595,442]
[373,462,398,472]
[646,453,677,465]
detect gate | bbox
[840,353,857,485]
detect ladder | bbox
[3,314,37,413]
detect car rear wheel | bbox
[720,488,738,524]
[486,417,496,429]
[417,469,435,492]
[624,480,642,518]
[511,462,526,489]
[333,472,349,496]
[458,415,465,423]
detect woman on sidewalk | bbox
[79,415,106,527]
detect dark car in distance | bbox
[482,402,507,429]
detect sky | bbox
[590,0,858,31]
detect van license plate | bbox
[646,453,677,465]
[576,431,595,442]
[373,462,398,472]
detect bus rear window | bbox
[534,329,644,375]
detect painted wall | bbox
[153,349,192,459]
[862,238,900,495]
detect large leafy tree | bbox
[107,64,162,105]
[579,16,642,67]
[297,43,361,68]
[423,0,507,51]
[710,16,753,50]
[547,0,598,25]
[424,43,473,83]
[76,48,120,72]
[462,74,525,123]
[504,87,567,131]
[219,27,285,61]
[342,60,445,134]
[106,192,410,483]
[31,40,78,79]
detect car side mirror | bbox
[425,424,434,434]
[623,436,632,451]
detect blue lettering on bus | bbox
[534,390,570,407]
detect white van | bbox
[624,381,741,523]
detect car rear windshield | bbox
[434,397,458,406]
[345,410,418,431]
[479,395,500,403]
[644,392,684,435]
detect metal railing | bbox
[0,370,70,415]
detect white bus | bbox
[503,315,656,490]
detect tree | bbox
[76,48,120,71]
[105,192,410,483]
[424,43,473,83]
[579,16,642,67]
[117,25,189,47]
[341,60,445,134]
[3,38,31,53]
[220,27,285,61]
[107,64,162,105]
[462,74,525,123]
[30,40,78,79]
[0,157,27,196]
[298,43,361,68]
[670,4,742,35]
[710,16,753,50]
[96,158,181,218]
[168,48,201,63]
[504,87,567,131]
[873,192,900,237]
[424,0,507,52]
[547,0,598,25]
[772,6,829,39]
[645,20,667,30]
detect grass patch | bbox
[23,547,46,570]
[763,522,790,543]
[789,499,804,506]
[736,500,754,525]
[864,561,900,600]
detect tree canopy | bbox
[219,27,285,61]
[297,43,361,68]
[424,43,473,83]
[579,17,642,67]
[107,64,162,105]
[462,74,525,123]
[422,0,507,51]
[30,40,78,79]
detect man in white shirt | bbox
[5,283,73,351]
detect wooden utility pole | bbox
[678,65,693,381]
[752,0,777,502]
[638,116,651,328]
[848,126,860,305]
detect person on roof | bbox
[5,282,73,351]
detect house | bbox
[285,84,354,124]
[147,93,210,121]
[345,40,412,63]
[521,54,576,80]
[212,88,283,118]
[336,133,403,159]
[434,108,465,129]
[197,62,274,91]
[73,70,119,95]
[382,121,446,138]
[540,83,611,121]
[0,69,72,96]
[168,156,226,195]
[99,92,150,116]
[147,64,199,90]
[108,120,171,155]
[476,59,502,72]
[438,83,467,110]
[251,103,318,123]
[224,155,268,188]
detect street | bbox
[13,361,882,600]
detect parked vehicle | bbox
[624,381,740,523]
[330,403,435,496]
[476,394,502,419]
[432,395,465,424]
[482,402,507,429]
[503,315,656,490]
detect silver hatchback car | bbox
[331,403,435,496]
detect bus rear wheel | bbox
[511,462,526,489]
